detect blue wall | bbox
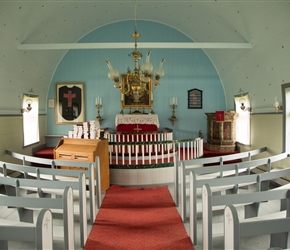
[47,20,225,141]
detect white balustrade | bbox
[105,130,203,165]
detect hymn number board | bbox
[188,88,202,109]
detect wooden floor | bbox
[0,182,289,250]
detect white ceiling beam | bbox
[18,42,252,50]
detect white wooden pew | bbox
[202,167,290,249]
[1,160,95,224]
[188,152,289,245]
[224,198,290,250]
[5,149,102,209]
[179,147,268,222]
[0,208,52,250]
[0,176,82,249]
[6,150,102,216]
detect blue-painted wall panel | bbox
[47,20,225,140]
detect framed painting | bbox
[121,74,153,109]
[55,82,85,124]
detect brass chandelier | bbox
[105,0,165,103]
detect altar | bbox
[115,114,160,132]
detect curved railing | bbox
[105,129,203,167]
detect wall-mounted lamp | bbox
[239,97,251,111]
[21,98,33,113]
[238,88,251,112]
[273,97,283,113]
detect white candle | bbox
[274,97,279,107]
[95,97,99,105]
[100,97,102,105]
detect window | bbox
[234,93,250,145]
[282,83,290,152]
[22,94,39,147]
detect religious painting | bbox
[55,82,85,124]
[212,121,221,140]
[223,121,232,140]
[121,74,153,110]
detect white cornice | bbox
[18,42,252,50]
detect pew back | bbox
[187,152,289,245]
[0,209,52,250]
[0,184,74,249]
[179,147,270,223]
[0,173,87,248]
[224,201,290,250]
[5,149,102,208]
[202,182,290,249]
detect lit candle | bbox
[274,97,279,108]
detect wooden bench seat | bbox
[187,152,289,245]
[179,147,268,221]
[224,199,290,250]
[0,209,52,250]
[199,166,290,248]
[0,173,87,248]
[5,149,102,209]
[0,184,74,249]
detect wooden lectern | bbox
[54,138,110,191]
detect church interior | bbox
[1,0,290,249]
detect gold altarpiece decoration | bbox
[120,74,153,113]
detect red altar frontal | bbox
[115,114,160,132]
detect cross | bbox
[133,127,142,132]
[63,91,76,107]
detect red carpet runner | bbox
[84,185,194,250]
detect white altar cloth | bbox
[115,114,160,128]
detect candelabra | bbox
[169,97,177,125]
[95,97,103,119]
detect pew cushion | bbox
[33,147,54,159]
[32,147,54,168]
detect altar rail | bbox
[105,130,203,165]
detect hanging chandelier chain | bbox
[105,0,165,104]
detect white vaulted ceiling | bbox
[0,0,290,113]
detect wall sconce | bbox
[21,98,33,113]
[273,97,283,113]
[95,96,103,120]
[168,97,177,125]
[239,97,251,112]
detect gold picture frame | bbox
[55,82,85,124]
[121,74,153,109]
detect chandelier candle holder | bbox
[105,0,165,104]
[95,97,103,119]
[170,97,178,119]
